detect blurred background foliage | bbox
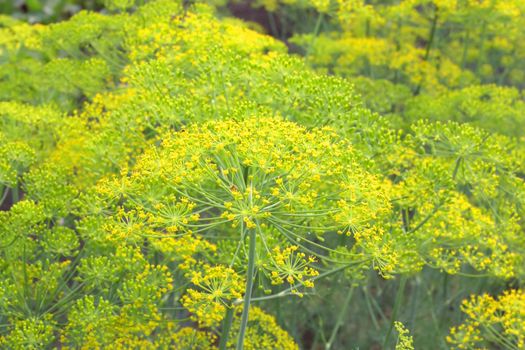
[0,0,101,23]
[8,0,522,138]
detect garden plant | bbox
[0,0,524,349]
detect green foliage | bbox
[0,0,524,349]
[277,0,525,144]
[405,84,525,138]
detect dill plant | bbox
[94,116,391,347]
[0,0,524,349]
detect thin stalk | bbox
[318,317,329,347]
[267,11,279,38]
[414,7,439,95]
[408,278,419,330]
[22,243,30,314]
[423,8,439,62]
[325,286,355,350]
[11,186,19,204]
[483,323,520,350]
[497,65,511,86]
[363,287,381,330]
[475,20,487,76]
[392,16,403,84]
[422,275,449,349]
[460,30,470,70]
[408,203,443,234]
[219,306,235,350]
[383,276,408,348]
[236,228,256,350]
[305,12,324,60]
[439,273,448,321]
[452,156,462,180]
[367,287,388,323]
[0,186,7,206]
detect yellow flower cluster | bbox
[448,289,525,349]
[268,246,319,295]
[395,321,415,350]
[182,264,244,327]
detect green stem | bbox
[267,11,279,38]
[0,186,8,206]
[408,203,443,234]
[497,53,514,85]
[452,156,462,180]
[11,186,19,204]
[383,276,408,348]
[414,7,439,95]
[363,287,381,329]
[219,306,235,350]
[460,30,470,70]
[440,273,448,320]
[305,12,324,59]
[476,20,487,76]
[236,229,256,350]
[408,278,419,330]
[427,285,448,349]
[326,286,355,350]
[393,17,402,84]
[423,11,439,62]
